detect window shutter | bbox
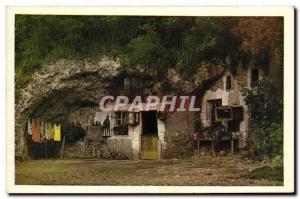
[128,112,134,125]
[134,112,140,124]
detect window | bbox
[251,68,259,87]
[226,75,232,90]
[116,112,139,126]
[215,106,243,121]
[116,112,128,126]
[208,99,222,127]
[216,108,232,120]
[114,112,129,135]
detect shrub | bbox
[241,80,283,157]
[246,166,283,181]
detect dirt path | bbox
[15,156,282,186]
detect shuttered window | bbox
[116,112,128,125]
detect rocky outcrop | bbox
[15,57,122,160]
[166,62,225,95]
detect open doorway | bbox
[142,111,158,135]
[141,111,158,159]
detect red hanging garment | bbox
[32,120,41,143]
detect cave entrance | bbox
[141,111,158,160]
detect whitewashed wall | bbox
[97,111,165,159]
[200,69,253,148]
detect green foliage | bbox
[15,16,245,87]
[126,24,166,72]
[177,18,242,78]
[241,80,283,157]
[16,16,281,87]
[193,118,202,132]
[246,166,283,181]
[15,15,145,86]
[177,19,217,76]
[196,123,229,140]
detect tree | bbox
[126,24,166,73]
[15,16,283,88]
[233,17,283,55]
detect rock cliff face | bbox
[15,58,122,160]
[15,57,225,160]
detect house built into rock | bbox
[65,61,281,160]
[17,57,282,160]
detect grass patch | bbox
[246,166,283,181]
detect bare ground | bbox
[15,155,283,186]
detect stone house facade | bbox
[200,65,264,149]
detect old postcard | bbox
[6,6,294,194]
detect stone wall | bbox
[105,138,134,159]
[86,126,102,142]
[163,111,195,158]
[165,112,194,136]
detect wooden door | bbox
[141,135,158,159]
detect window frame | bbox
[116,111,128,126]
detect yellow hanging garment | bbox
[53,124,61,141]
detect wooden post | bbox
[44,142,48,159]
[60,136,65,158]
[197,140,200,156]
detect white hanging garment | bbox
[27,120,32,135]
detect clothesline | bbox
[28,119,62,143]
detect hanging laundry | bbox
[40,122,45,142]
[49,123,55,139]
[102,116,111,137]
[94,112,101,125]
[53,123,61,141]
[27,119,32,135]
[32,120,41,143]
[37,121,42,143]
[45,122,52,140]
